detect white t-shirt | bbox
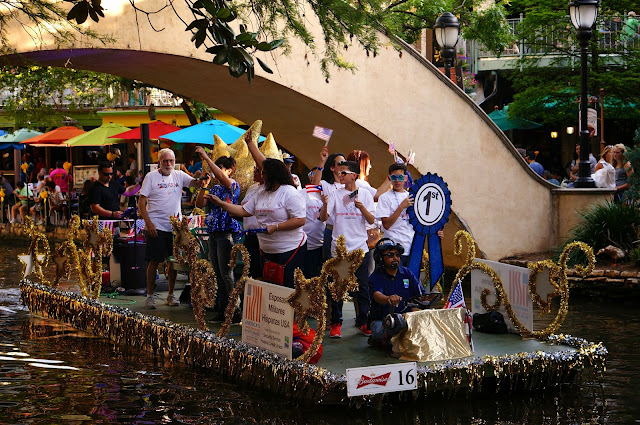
[356,179,377,198]
[376,190,415,253]
[320,180,344,227]
[241,183,262,230]
[326,186,374,255]
[301,186,325,250]
[243,184,307,254]
[140,169,193,232]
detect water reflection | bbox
[0,242,637,423]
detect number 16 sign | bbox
[407,173,452,291]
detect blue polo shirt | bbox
[369,266,425,321]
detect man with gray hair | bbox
[139,148,210,309]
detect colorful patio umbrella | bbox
[20,126,86,146]
[159,119,266,145]
[488,106,542,132]
[0,128,43,145]
[65,123,131,147]
[0,130,24,150]
[109,120,182,141]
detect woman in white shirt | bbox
[207,141,306,288]
[592,145,616,189]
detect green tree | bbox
[505,0,640,125]
[0,66,120,128]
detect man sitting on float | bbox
[368,238,425,347]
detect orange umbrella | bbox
[20,126,86,146]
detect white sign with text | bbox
[470,259,533,334]
[346,363,418,397]
[242,278,294,359]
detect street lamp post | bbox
[434,12,460,80]
[569,0,599,188]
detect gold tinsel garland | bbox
[19,280,607,408]
[322,235,365,302]
[170,215,218,331]
[449,231,595,339]
[19,216,51,286]
[218,243,249,337]
[77,216,113,299]
[287,268,327,363]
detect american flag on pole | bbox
[312,126,333,144]
[388,142,395,155]
[98,220,116,234]
[445,279,466,309]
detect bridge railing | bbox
[471,14,640,71]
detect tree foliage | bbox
[0,66,120,128]
[506,0,640,125]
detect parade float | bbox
[16,122,607,408]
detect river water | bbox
[0,242,638,424]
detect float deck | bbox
[20,279,607,408]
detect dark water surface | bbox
[0,243,638,424]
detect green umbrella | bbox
[65,123,131,146]
[0,128,43,143]
[488,105,542,131]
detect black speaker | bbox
[113,239,147,290]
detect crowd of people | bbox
[519,144,634,200]
[131,133,434,347]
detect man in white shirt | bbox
[139,148,210,309]
[320,160,375,338]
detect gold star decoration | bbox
[82,216,112,254]
[77,216,112,299]
[18,253,47,280]
[287,268,326,334]
[321,235,365,302]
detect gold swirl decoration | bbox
[449,231,595,339]
[51,215,83,287]
[170,216,217,331]
[18,216,51,286]
[218,243,250,337]
[77,216,113,299]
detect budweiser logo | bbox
[356,372,391,389]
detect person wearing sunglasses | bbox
[368,238,425,347]
[320,160,375,338]
[375,163,414,265]
[89,161,126,220]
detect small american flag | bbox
[98,220,116,234]
[445,279,466,309]
[342,189,358,206]
[312,126,333,144]
[388,142,395,155]
[306,184,322,193]
[407,150,416,165]
[126,219,145,237]
[245,283,262,323]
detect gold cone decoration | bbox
[228,135,249,159]
[260,133,283,160]
[210,134,231,160]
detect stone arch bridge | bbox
[1,1,611,264]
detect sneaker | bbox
[9,218,17,224]
[329,323,342,338]
[357,325,372,336]
[145,296,156,309]
[166,293,180,306]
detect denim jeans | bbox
[304,246,324,278]
[243,233,262,279]
[209,231,236,312]
[370,320,387,345]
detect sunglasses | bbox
[101,171,114,176]
[383,252,401,258]
[340,170,356,176]
[389,174,406,182]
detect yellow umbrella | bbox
[65,123,131,147]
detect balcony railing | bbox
[470,14,640,72]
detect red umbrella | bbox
[109,120,182,141]
[20,126,86,146]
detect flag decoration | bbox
[188,215,204,229]
[407,150,416,165]
[98,220,116,234]
[126,219,145,238]
[312,126,333,143]
[388,142,395,155]
[305,184,322,193]
[244,282,262,323]
[445,279,466,309]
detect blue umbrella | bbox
[0,128,42,150]
[160,119,265,145]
